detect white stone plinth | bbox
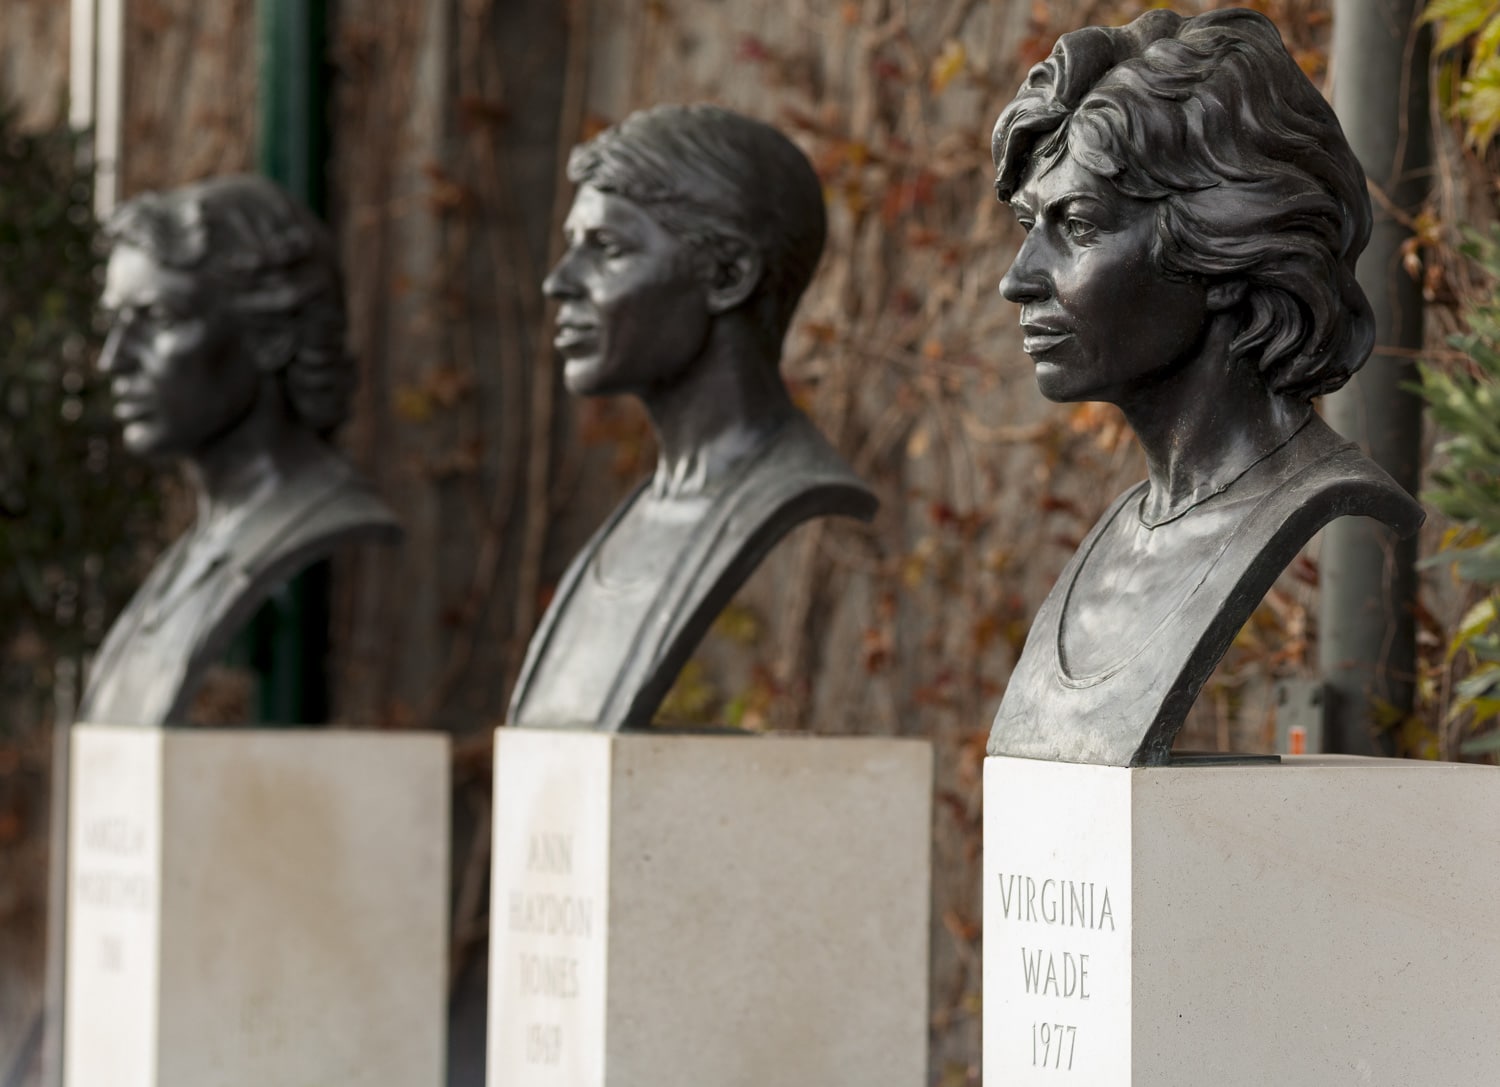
[64,724,450,1087]
[488,729,933,1087]
[983,755,1500,1086]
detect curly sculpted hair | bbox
[992,9,1373,401]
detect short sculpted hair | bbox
[104,174,355,435]
[992,9,1373,401]
[567,104,828,348]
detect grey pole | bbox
[1324,0,1430,754]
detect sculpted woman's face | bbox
[999,154,1214,406]
[543,184,712,398]
[98,244,263,459]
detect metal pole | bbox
[258,0,328,210]
[254,0,332,725]
[1324,0,1430,754]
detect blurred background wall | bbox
[13,2,1474,1085]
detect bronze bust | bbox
[985,10,1424,766]
[509,105,877,731]
[80,174,400,726]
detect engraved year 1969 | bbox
[1032,1022,1077,1070]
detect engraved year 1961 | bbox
[1032,1022,1077,1070]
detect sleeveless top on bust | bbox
[988,416,1423,766]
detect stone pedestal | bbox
[64,724,449,1087]
[488,729,932,1087]
[983,755,1500,1086]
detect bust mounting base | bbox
[983,754,1500,1086]
[488,727,932,1087]
[63,724,448,1087]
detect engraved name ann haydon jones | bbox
[508,831,597,1067]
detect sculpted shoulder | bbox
[727,410,878,534]
[1246,416,1423,548]
[231,456,403,588]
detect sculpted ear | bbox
[705,243,764,316]
[1206,279,1247,311]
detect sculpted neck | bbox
[183,388,331,528]
[1119,318,1311,526]
[640,324,793,500]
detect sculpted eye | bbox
[1016,218,1035,234]
[1064,218,1097,241]
[592,232,630,259]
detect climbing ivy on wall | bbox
[1417,227,1500,754]
[1426,0,1500,145]
[1401,2,1500,758]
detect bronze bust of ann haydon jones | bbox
[509,105,877,731]
[986,9,1424,766]
[80,174,400,727]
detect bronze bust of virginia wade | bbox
[509,105,877,731]
[986,10,1423,766]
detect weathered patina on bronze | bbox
[986,9,1424,767]
[80,174,400,727]
[509,105,877,731]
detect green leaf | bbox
[1462,59,1500,147]
[1477,8,1500,66]
[1454,664,1500,703]
[1424,0,1500,53]
[1469,634,1500,662]
[1459,727,1500,755]
[1450,597,1500,661]
[1453,552,1500,583]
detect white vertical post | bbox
[92,0,125,217]
[68,0,96,133]
[50,8,118,1084]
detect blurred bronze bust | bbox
[985,10,1423,766]
[509,105,876,731]
[80,174,399,727]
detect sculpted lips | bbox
[553,309,598,353]
[110,386,155,423]
[1020,317,1073,356]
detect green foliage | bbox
[1424,0,1500,147]
[1418,225,1500,752]
[0,106,158,670]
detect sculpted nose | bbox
[1000,234,1050,305]
[542,251,581,300]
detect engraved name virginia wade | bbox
[996,873,1116,931]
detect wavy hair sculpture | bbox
[992,8,1373,401]
[104,174,354,436]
